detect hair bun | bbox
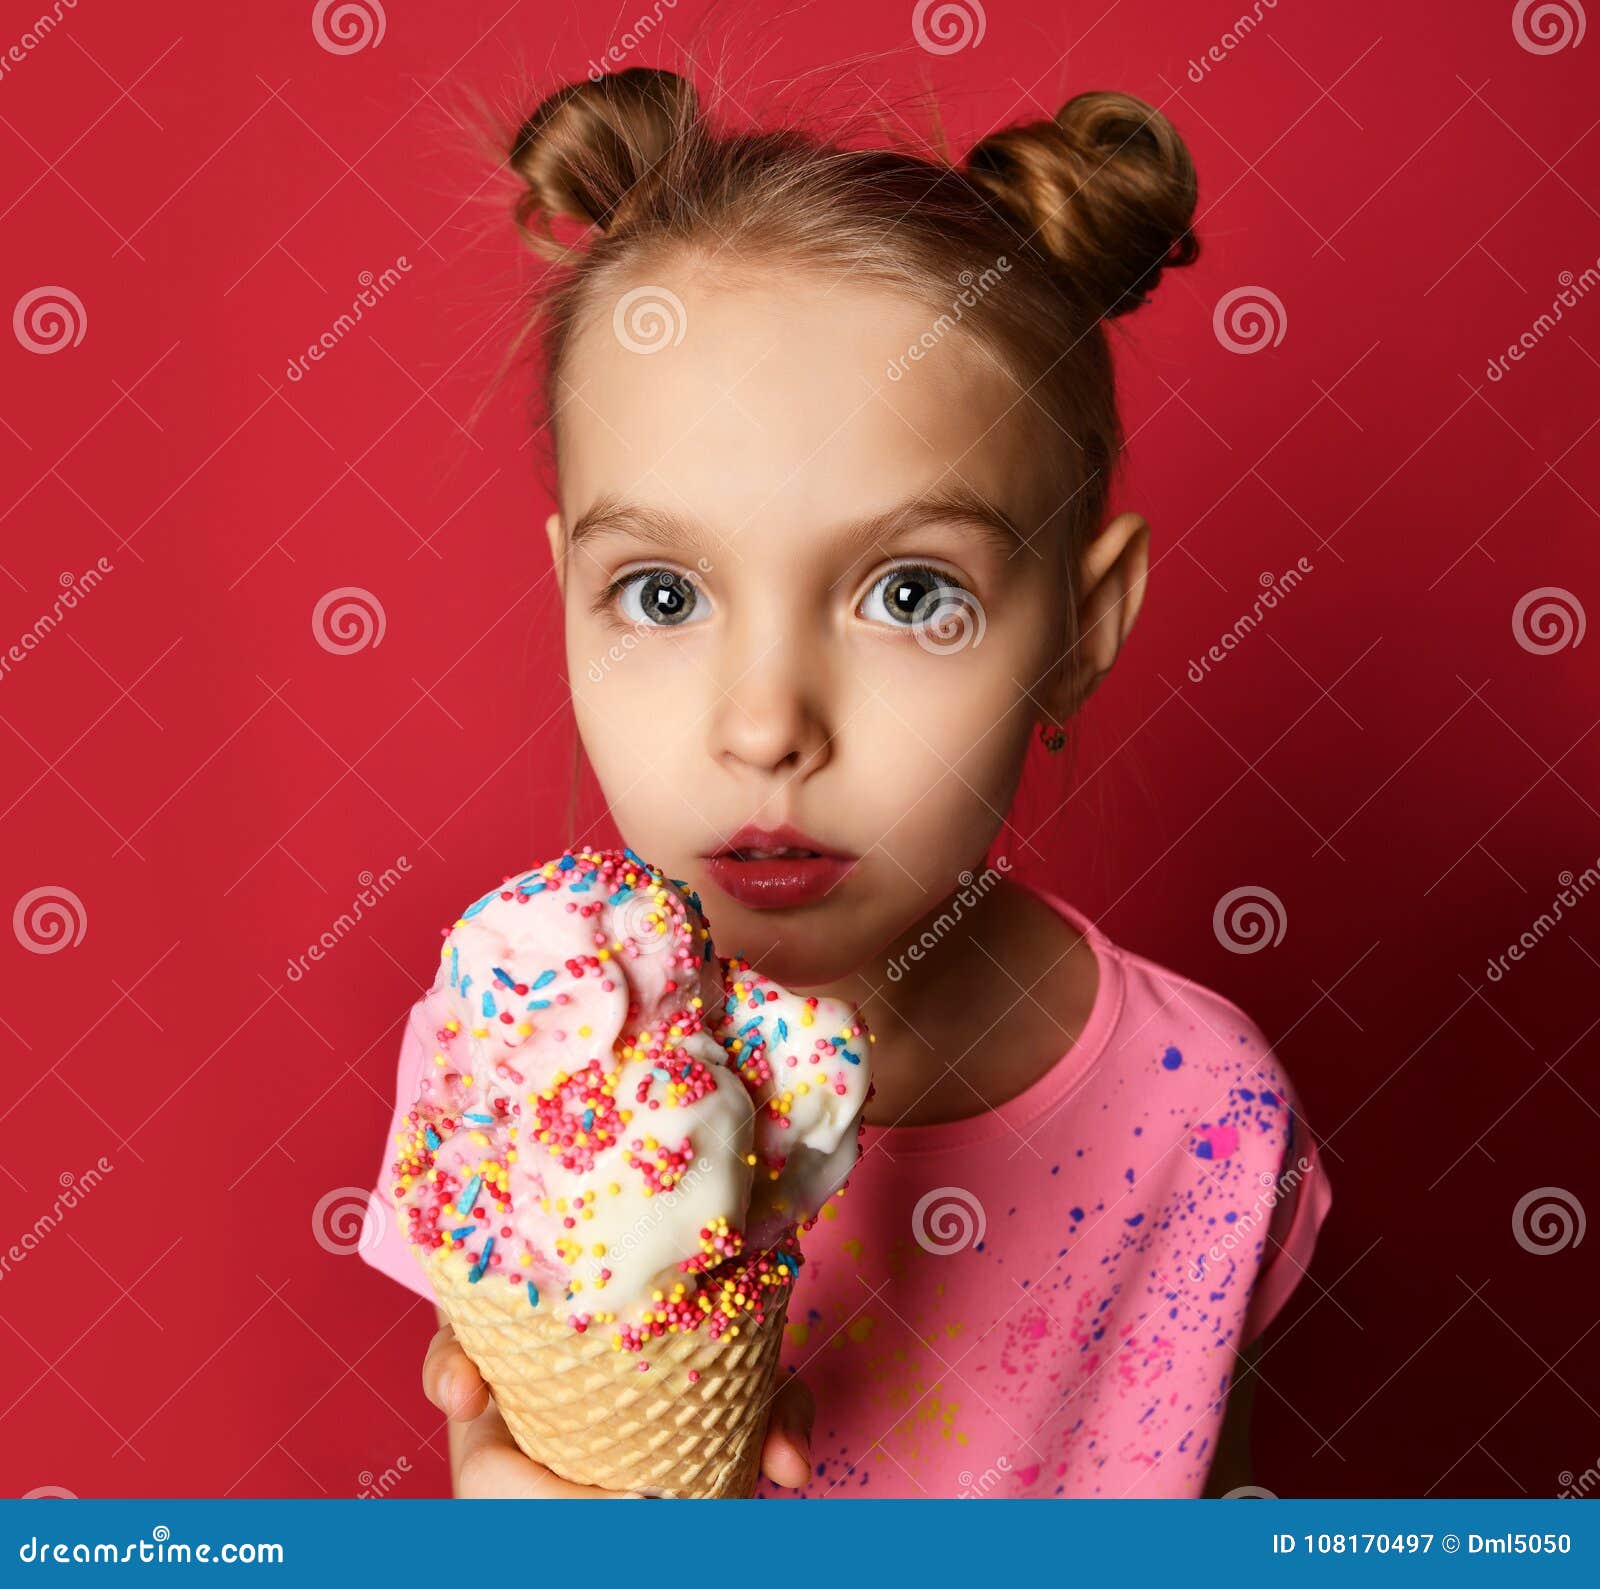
[509,67,700,243]
[965,91,1198,318]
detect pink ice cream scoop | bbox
[388,846,872,1349]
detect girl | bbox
[363,64,1332,1499]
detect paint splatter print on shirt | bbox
[754,887,1332,1499]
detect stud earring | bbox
[1038,720,1067,752]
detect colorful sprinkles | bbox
[390,846,839,1355]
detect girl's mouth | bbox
[703,826,858,910]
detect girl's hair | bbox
[506,67,1196,564]
[502,63,1198,845]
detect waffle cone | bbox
[418,1245,790,1498]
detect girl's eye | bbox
[859,564,972,630]
[612,567,709,628]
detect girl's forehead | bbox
[557,273,1035,544]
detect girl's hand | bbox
[423,1318,816,1498]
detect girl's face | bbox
[551,270,1073,987]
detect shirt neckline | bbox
[855,885,1126,1156]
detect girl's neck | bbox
[802,875,1099,1129]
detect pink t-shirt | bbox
[360,886,1331,1499]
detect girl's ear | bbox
[545,511,565,596]
[1050,510,1149,718]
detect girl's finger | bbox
[422,1322,490,1422]
[759,1373,816,1490]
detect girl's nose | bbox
[707,623,833,782]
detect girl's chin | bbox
[711,917,868,991]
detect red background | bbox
[2,0,1596,1499]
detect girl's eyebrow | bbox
[566,483,1022,561]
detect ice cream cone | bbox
[419,1243,790,1498]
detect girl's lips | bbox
[702,853,856,910]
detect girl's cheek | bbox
[568,624,705,796]
[858,631,1032,755]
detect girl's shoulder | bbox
[1023,878,1323,1167]
[1023,882,1335,1343]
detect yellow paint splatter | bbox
[847,1316,876,1344]
[841,1238,863,1264]
[786,1321,810,1348]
